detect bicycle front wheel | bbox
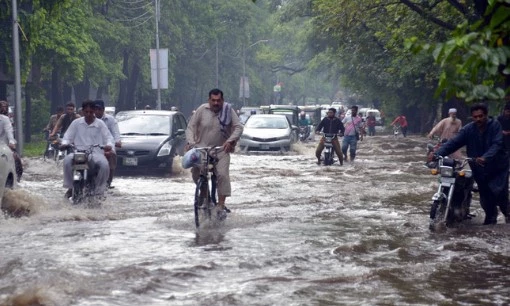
[194,177,210,228]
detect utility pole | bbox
[155,0,161,110]
[12,0,23,155]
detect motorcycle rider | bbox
[435,103,510,225]
[50,101,81,138]
[94,100,121,189]
[60,100,113,199]
[0,100,22,181]
[428,108,463,159]
[298,111,311,140]
[315,107,345,165]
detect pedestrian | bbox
[44,106,64,140]
[0,100,22,181]
[185,88,243,218]
[94,100,121,189]
[342,105,364,162]
[315,107,344,165]
[391,114,408,137]
[366,112,377,136]
[428,108,463,159]
[497,102,510,159]
[435,103,510,225]
[50,102,81,138]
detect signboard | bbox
[150,48,169,89]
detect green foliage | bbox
[407,0,510,103]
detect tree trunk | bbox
[50,66,62,113]
[125,59,140,111]
[74,77,90,105]
[117,49,130,111]
[24,84,32,143]
[63,83,72,106]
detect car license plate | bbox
[261,144,269,150]
[123,157,138,166]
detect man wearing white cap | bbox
[428,108,463,159]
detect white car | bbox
[0,142,16,208]
[239,114,294,152]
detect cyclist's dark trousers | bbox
[368,126,375,136]
[402,126,408,137]
[315,137,342,163]
[478,174,509,224]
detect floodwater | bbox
[2,134,510,306]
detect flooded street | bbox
[2,135,510,305]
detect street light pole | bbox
[155,0,161,110]
[241,39,269,107]
[12,0,23,155]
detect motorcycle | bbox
[320,133,337,166]
[299,126,310,142]
[428,155,475,231]
[64,144,103,205]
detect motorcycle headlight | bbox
[439,166,454,177]
[460,170,472,178]
[73,152,88,163]
[157,142,172,157]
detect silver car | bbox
[239,114,293,152]
[0,142,16,208]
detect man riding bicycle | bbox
[185,88,243,217]
[315,107,345,165]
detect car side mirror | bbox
[175,129,185,136]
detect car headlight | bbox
[277,136,289,141]
[241,134,252,140]
[439,166,454,177]
[157,142,172,157]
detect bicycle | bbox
[192,146,230,228]
[392,124,401,138]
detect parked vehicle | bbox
[427,155,475,231]
[115,110,187,175]
[320,133,337,166]
[239,114,294,152]
[0,143,16,209]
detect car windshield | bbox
[245,117,288,129]
[117,114,170,135]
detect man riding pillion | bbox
[185,88,243,219]
[434,103,510,225]
[60,100,114,199]
[94,100,121,189]
[315,107,345,165]
[298,111,311,140]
